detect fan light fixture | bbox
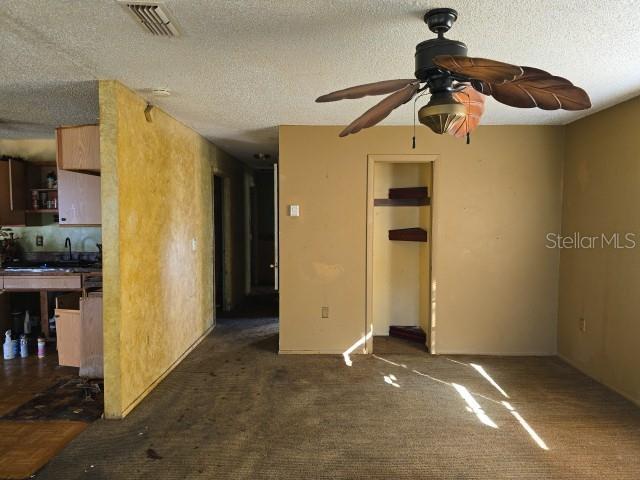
[418,92,466,135]
[315,7,591,142]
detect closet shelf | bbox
[388,228,428,242]
[374,186,430,207]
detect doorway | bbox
[213,174,231,313]
[249,168,276,292]
[366,154,438,354]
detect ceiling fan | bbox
[316,8,591,142]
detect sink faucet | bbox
[64,237,72,261]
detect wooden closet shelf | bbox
[388,228,428,242]
[375,186,430,207]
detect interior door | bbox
[273,163,279,290]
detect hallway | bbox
[36,315,640,479]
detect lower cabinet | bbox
[80,294,103,378]
[55,297,81,367]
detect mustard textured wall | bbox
[100,81,248,418]
[279,125,564,355]
[559,95,640,406]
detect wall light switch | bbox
[321,306,329,318]
[36,235,44,247]
[191,238,197,251]
[288,204,300,217]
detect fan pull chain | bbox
[412,90,431,150]
[460,89,472,145]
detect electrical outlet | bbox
[35,235,43,247]
[579,317,586,333]
[321,306,329,318]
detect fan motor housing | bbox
[415,37,468,81]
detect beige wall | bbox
[100,81,248,418]
[0,139,56,163]
[279,125,564,355]
[559,95,640,406]
[372,162,430,335]
[11,225,101,252]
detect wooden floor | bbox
[0,345,76,416]
[0,421,86,479]
[0,345,84,479]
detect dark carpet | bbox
[35,314,640,479]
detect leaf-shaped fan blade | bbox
[448,86,486,138]
[433,55,524,84]
[339,82,419,137]
[473,67,591,110]
[316,79,418,102]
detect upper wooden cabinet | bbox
[57,168,101,226]
[56,125,100,172]
[0,158,26,226]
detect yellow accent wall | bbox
[100,81,248,418]
[559,95,640,406]
[279,125,564,355]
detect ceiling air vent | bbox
[121,2,180,37]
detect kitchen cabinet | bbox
[0,158,26,225]
[80,294,103,378]
[57,168,101,225]
[55,293,81,367]
[55,311,81,367]
[56,125,100,172]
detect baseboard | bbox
[115,323,215,419]
[432,350,556,356]
[557,353,640,408]
[279,349,366,355]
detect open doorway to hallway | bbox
[216,164,279,324]
[250,168,276,293]
[213,174,226,314]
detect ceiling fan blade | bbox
[472,67,591,110]
[339,82,419,137]
[434,55,524,84]
[316,79,418,103]
[448,86,486,138]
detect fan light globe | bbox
[418,93,466,135]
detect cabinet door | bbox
[80,295,103,378]
[0,160,26,226]
[57,169,101,225]
[55,308,81,367]
[57,125,100,172]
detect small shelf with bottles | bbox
[29,188,58,213]
[23,165,59,224]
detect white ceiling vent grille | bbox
[122,2,180,37]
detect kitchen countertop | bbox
[0,267,102,276]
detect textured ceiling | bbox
[1,0,639,165]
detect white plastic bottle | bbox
[19,335,28,358]
[23,310,31,335]
[3,330,15,360]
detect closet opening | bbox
[365,154,437,354]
